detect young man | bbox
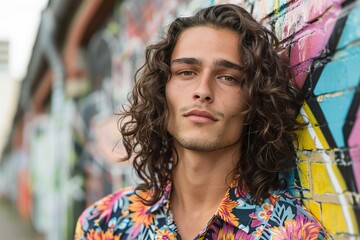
[75,4,327,240]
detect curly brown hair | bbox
[118,4,305,204]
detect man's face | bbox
[166,26,247,152]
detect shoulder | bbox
[74,186,137,239]
[258,190,329,239]
[265,190,317,223]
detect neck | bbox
[171,143,240,211]
[170,144,240,239]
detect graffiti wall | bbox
[84,0,359,238]
[259,0,360,238]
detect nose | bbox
[193,72,214,103]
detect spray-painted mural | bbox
[258,0,360,237]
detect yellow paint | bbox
[302,199,309,209]
[297,162,310,189]
[330,164,348,191]
[308,200,322,223]
[311,163,335,194]
[322,203,348,234]
[303,191,312,199]
[313,126,330,149]
[297,151,307,161]
[299,104,330,149]
[297,126,316,150]
[299,103,359,236]
[311,163,348,194]
[302,103,319,126]
[274,0,280,14]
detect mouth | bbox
[183,110,218,122]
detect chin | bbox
[175,137,222,152]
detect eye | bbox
[218,75,240,85]
[178,70,195,76]
[175,70,197,80]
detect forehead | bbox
[171,26,241,64]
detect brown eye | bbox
[218,75,240,85]
[178,71,194,76]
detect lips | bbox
[183,110,218,121]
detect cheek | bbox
[226,105,246,132]
[165,80,179,100]
[165,85,177,121]
[224,97,246,118]
[228,113,245,139]
[228,113,245,130]
[165,80,189,111]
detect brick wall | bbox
[255,0,360,237]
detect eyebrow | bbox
[171,57,201,65]
[171,57,245,72]
[214,59,245,72]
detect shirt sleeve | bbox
[74,204,102,240]
[73,188,135,239]
[74,202,125,240]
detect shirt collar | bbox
[148,179,257,230]
[147,181,172,214]
[218,179,257,232]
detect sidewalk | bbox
[0,198,42,240]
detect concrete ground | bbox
[0,198,42,240]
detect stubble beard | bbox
[174,136,222,152]
[172,133,242,153]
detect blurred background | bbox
[0,0,360,239]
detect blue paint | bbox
[316,88,356,147]
[337,3,360,49]
[314,45,360,95]
[313,3,360,148]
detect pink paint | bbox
[263,0,345,88]
[290,23,336,88]
[293,69,310,89]
[278,0,344,40]
[290,23,335,66]
[284,1,343,88]
[349,108,360,189]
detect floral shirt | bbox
[74,180,328,240]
